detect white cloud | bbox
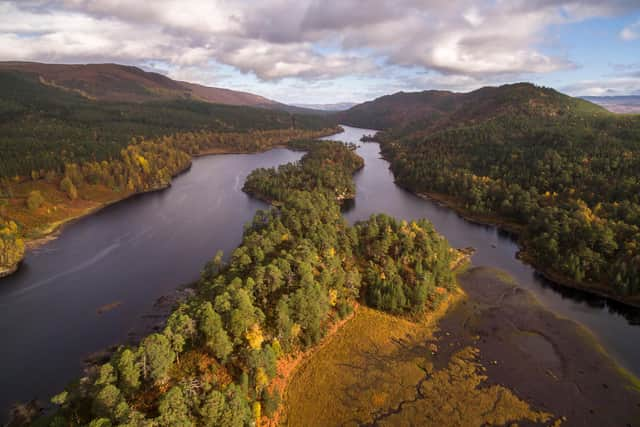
[620,20,640,40]
[561,77,640,96]
[0,0,638,87]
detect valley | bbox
[2,126,639,426]
[3,3,640,425]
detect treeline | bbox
[0,70,336,178]
[39,128,340,196]
[380,109,640,298]
[39,141,456,426]
[0,127,338,275]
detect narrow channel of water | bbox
[326,125,640,379]
[0,148,303,419]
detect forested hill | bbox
[362,82,640,304]
[0,64,338,279]
[0,68,335,178]
[336,83,607,132]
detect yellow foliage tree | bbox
[255,367,269,392]
[246,323,264,350]
[253,401,262,426]
[329,289,338,307]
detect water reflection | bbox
[326,125,640,376]
[0,148,303,420]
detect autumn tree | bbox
[26,190,44,210]
[59,176,78,200]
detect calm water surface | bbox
[328,125,640,378]
[0,148,302,419]
[1,125,639,421]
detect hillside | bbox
[0,61,286,108]
[0,68,336,178]
[336,83,607,132]
[0,63,339,280]
[179,80,279,107]
[365,83,640,304]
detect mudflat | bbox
[435,267,640,427]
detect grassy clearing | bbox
[3,179,132,242]
[284,305,433,426]
[284,295,553,427]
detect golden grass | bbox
[285,306,431,426]
[4,179,132,243]
[378,346,552,426]
[284,293,554,427]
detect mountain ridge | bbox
[0,61,289,109]
[336,83,608,131]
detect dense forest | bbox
[0,70,335,178]
[0,68,339,275]
[351,83,640,301]
[0,127,337,275]
[34,140,457,426]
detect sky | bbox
[0,0,639,104]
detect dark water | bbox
[326,125,640,378]
[0,149,302,419]
[1,126,639,422]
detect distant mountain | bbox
[292,102,356,111]
[336,83,607,131]
[581,96,640,114]
[0,61,283,108]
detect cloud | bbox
[561,77,640,96]
[0,0,639,89]
[620,20,640,40]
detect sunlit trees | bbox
[114,348,140,394]
[60,176,78,200]
[196,301,233,361]
[164,309,196,362]
[157,387,193,427]
[139,333,175,384]
[44,139,458,426]
[0,220,24,273]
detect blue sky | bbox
[0,1,639,103]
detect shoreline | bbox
[0,262,19,279]
[1,128,344,280]
[367,138,640,308]
[413,189,640,309]
[281,265,640,426]
[17,161,194,256]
